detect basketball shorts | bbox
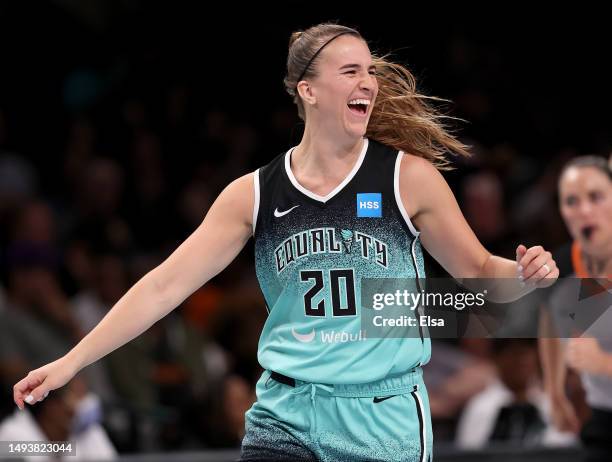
[240,367,432,462]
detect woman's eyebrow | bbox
[338,63,376,71]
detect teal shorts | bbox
[240,368,433,462]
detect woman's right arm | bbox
[13,172,256,409]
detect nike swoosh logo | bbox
[274,205,300,218]
[373,395,397,403]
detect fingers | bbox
[555,413,575,433]
[517,245,546,276]
[523,253,554,282]
[558,411,580,433]
[552,396,580,433]
[516,244,527,257]
[28,386,51,405]
[515,244,527,263]
[517,245,557,286]
[13,383,26,410]
[562,403,581,434]
[13,373,38,410]
[13,370,49,410]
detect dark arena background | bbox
[0,2,610,461]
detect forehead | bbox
[317,35,372,67]
[560,166,611,194]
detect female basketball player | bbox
[14,24,558,461]
[539,156,612,461]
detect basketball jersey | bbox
[252,138,431,384]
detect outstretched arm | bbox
[13,172,255,409]
[399,154,558,302]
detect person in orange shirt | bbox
[540,155,612,461]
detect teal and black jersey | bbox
[252,138,431,384]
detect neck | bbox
[293,124,364,176]
[573,236,612,278]
[584,253,612,277]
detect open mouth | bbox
[582,225,596,240]
[347,99,370,116]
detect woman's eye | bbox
[565,196,577,207]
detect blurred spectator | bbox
[125,130,174,252]
[461,171,515,256]
[12,199,57,244]
[67,157,132,253]
[0,153,37,219]
[0,242,83,373]
[456,339,576,448]
[209,289,267,385]
[63,117,96,195]
[426,339,496,441]
[200,374,256,448]
[176,179,213,236]
[72,252,128,332]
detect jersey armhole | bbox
[394,151,420,238]
[252,169,260,236]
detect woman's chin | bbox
[580,236,606,255]
[344,123,367,139]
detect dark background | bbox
[0,1,609,456]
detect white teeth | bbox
[348,99,370,106]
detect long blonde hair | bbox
[284,23,471,170]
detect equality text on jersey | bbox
[274,227,388,274]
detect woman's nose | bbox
[578,202,594,217]
[359,73,374,91]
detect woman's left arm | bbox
[399,154,559,302]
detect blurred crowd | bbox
[0,2,610,459]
